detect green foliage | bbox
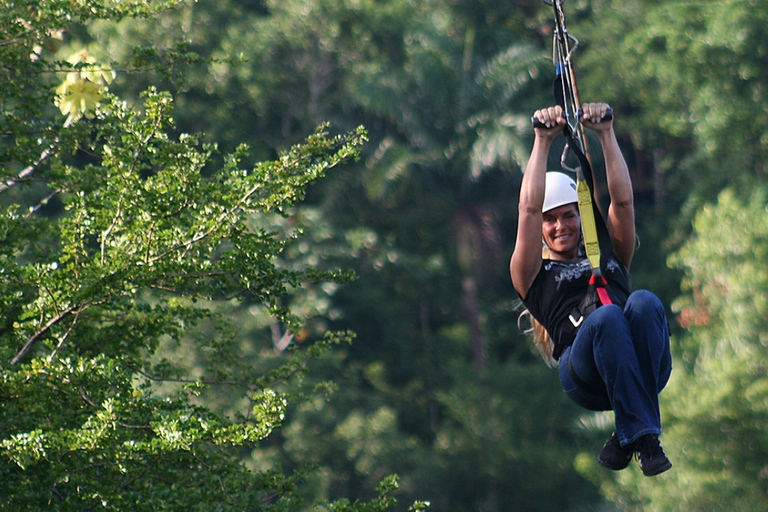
[581,0,768,218]
[17,0,768,510]
[662,188,768,511]
[431,360,604,512]
[0,1,429,511]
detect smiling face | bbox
[542,203,581,260]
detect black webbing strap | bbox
[562,126,613,270]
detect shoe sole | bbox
[641,460,672,477]
[598,455,632,471]
[597,457,632,471]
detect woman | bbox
[510,103,673,476]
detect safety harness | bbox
[535,0,617,356]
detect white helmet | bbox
[542,172,577,213]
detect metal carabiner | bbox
[559,139,583,177]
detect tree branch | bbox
[11,305,78,365]
[0,139,58,192]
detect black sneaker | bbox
[597,432,633,471]
[635,434,672,476]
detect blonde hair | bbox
[517,243,557,367]
[518,309,557,367]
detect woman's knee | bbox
[583,304,630,345]
[590,303,625,325]
[625,290,664,318]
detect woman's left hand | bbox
[580,102,613,132]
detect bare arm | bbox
[580,103,635,268]
[510,106,565,298]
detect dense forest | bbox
[2,0,768,510]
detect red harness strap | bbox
[590,274,613,306]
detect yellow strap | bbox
[576,178,601,272]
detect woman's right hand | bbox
[532,105,567,139]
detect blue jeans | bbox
[558,290,672,447]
